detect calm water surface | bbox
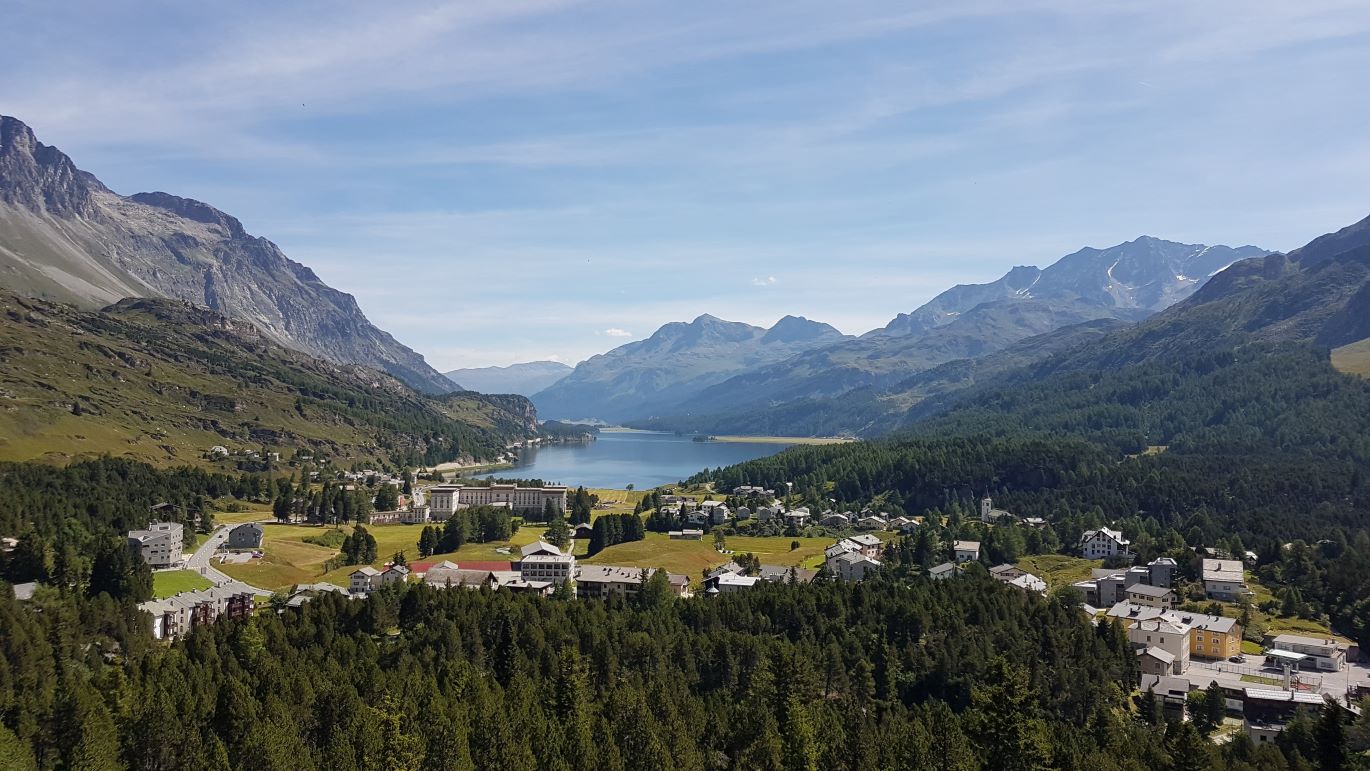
[472,430,791,489]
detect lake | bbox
[471,430,792,489]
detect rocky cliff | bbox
[0,115,454,393]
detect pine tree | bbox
[545,516,571,550]
[418,526,438,557]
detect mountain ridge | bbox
[530,314,850,422]
[0,115,454,393]
[444,360,572,397]
[0,289,535,466]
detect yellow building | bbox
[1107,603,1243,661]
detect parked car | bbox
[1229,654,1246,663]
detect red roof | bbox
[409,562,435,574]
[455,561,512,572]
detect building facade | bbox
[128,521,185,568]
[427,484,568,518]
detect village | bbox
[106,478,1369,747]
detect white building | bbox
[1201,559,1248,601]
[128,522,184,568]
[829,551,881,582]
[427,483,568,518]
[1080,527,1130,559]
[349,566,382,594]
[519,553,576,585]
[953,540,980,563]
[1129,619,1191,675]
[1269,634,1348,672]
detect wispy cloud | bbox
[4,0,1369,369]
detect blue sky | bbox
[3,1,1370,369]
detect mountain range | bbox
[444,361,572,397]
[541,236,1267,429]
[531,314,849,422]
[0,115,454,393]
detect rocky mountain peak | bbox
[0,115,96,217]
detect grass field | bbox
[217,521,554,591]
[153,569,213,598]
[1331,338,1370,377]
[583,532,835,579]
[214,502,274,525]
[1015,554,1099,588]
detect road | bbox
[181,523,273,597]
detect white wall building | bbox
[427,483,568,518]
[1080,527,1130,559]
[128,522,184,568]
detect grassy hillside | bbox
[0,292,534,466]
[1332,337,1370,377]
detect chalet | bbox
[381,564,411,585]
[829,551,881,582]
[1125,583,1177,609]
[571,523,595,540]
[1080,527,1130,559]
[783,508,811,528]
[820,512,851,529]
[988,564,1025,581]
[928,562,958,580]
[714,573,762,593]
[757,565,817,584]
[953,540,980,563]
[349,566,382,594]
[1006,573,1047,594]
[1140,675,1190,722]
[855,515,888,530]
[887,516,915,531]
[1201,559,1248,601]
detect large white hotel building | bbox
[427,483,568,518]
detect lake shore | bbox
[708,435,854,445]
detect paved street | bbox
[181,523,273,597]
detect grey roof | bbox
[1202,559,1244,582]
[757,564,816,583]
[928,562,957,576]
[953,540,980,551]
[988,564,1021,576]
[706,561,744,579]
[576,565,652,584]
[1126,583,1174,598]
[521,541,562,558]
[1271,634,1346,650]
[1139,646,1175,664]
[11,582,38,601]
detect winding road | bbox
[183,523,273,597]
